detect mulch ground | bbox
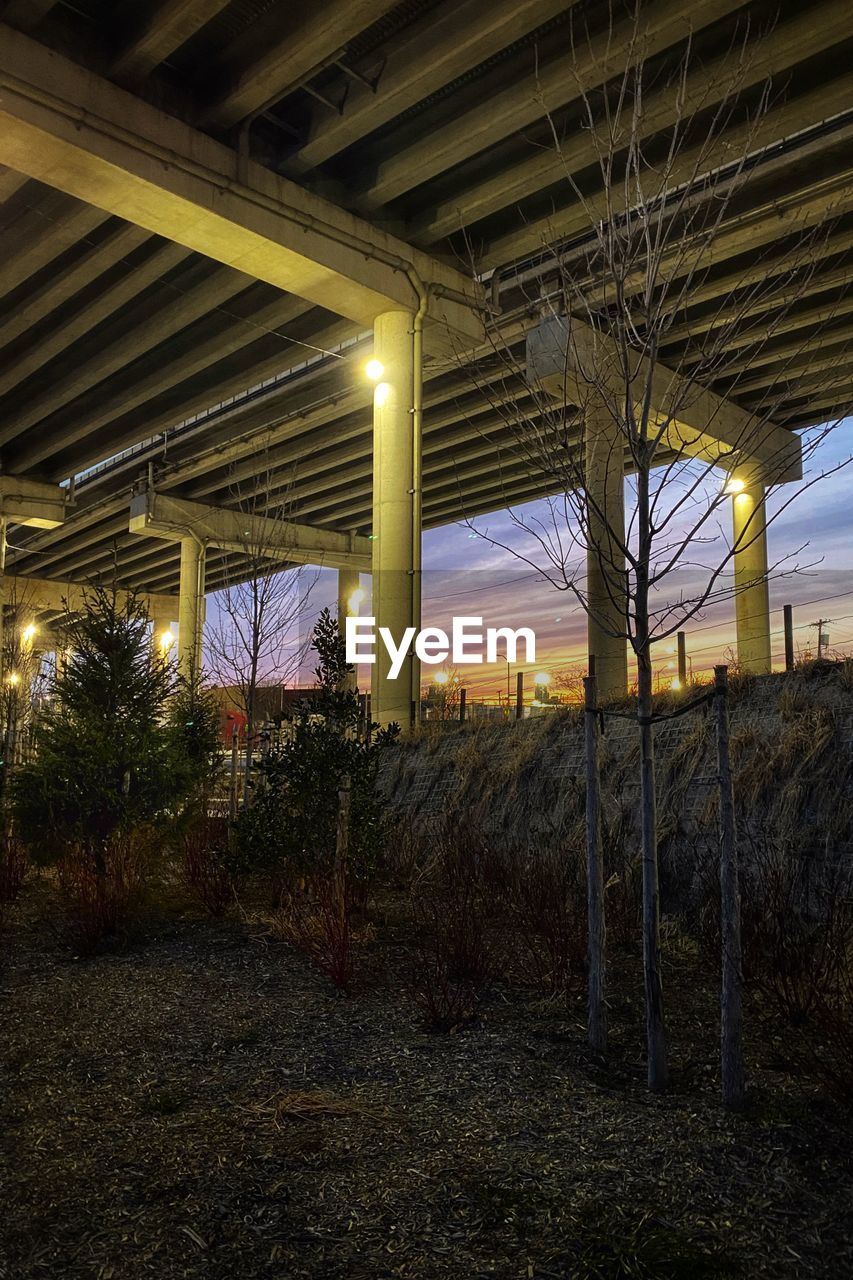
[2,885,851,1280]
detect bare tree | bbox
[459,6,853,1091]
[205,465,316,789]
[422,665,463,720]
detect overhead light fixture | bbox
[348,587,365,612]
[364,358,384,383]
[724,476,746,495]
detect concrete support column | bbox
[337,567,361,694]
[732,479,771,674]
[371,309,419,727]
[178,536,206,681]
[584,401,628,700]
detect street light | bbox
[7,671,20,686]
[533,671,551,704]
[22,623,36,644]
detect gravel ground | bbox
[2,891,851,1280]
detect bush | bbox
[808,962,853,1107]
[403,815,502,1028]
[0,833,28,905]
[503,842,586,996]
[180,816,233,916]
[57,831,148,954]
[233,609,396,897]
[270,864,363,992]
[739,839,851,1026]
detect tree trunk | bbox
[637,647,667,1091]
[715,665,745,1108]
[584,673,607,1055]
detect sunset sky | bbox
[268,420,853,702]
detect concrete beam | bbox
[416,7,853,245]
[0,194,108,298]
[14,293,313,472]
[0,164,27,202]
[357,0,743,211]
[291,0,571,173]
[129,490,372,572]
[527,317,803,483]
[112,0,232,84]
[0,221,150,352]
[486,107,853,275]
[0,25,483,344]
[2,1,55,30]
[1,574,177,616]
[204,0,395,129]
[0,475,66,528]
[4,259,257,455]
[0,235,186,401]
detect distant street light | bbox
[533,671,552,703]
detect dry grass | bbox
[252,1087,393,1127]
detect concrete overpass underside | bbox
[0,0,851,716]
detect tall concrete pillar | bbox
[178,536,205,681]
[732,478,771,674]
[337,567,361,693]
[371,309,419,727]
[584,401,628,700]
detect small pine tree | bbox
[233,608,396,885]
[165,675,223,821]
[12,584,181,869]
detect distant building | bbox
[210,684,317,744]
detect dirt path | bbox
[2,903,850,1279]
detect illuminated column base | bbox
[178,537,205,681]
[150,610,175,663]
[585,401,628,700]
[371,309,419,727]
[732,478,771,674]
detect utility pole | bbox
[813,619,829,660]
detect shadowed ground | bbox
[2,894,851,1280]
